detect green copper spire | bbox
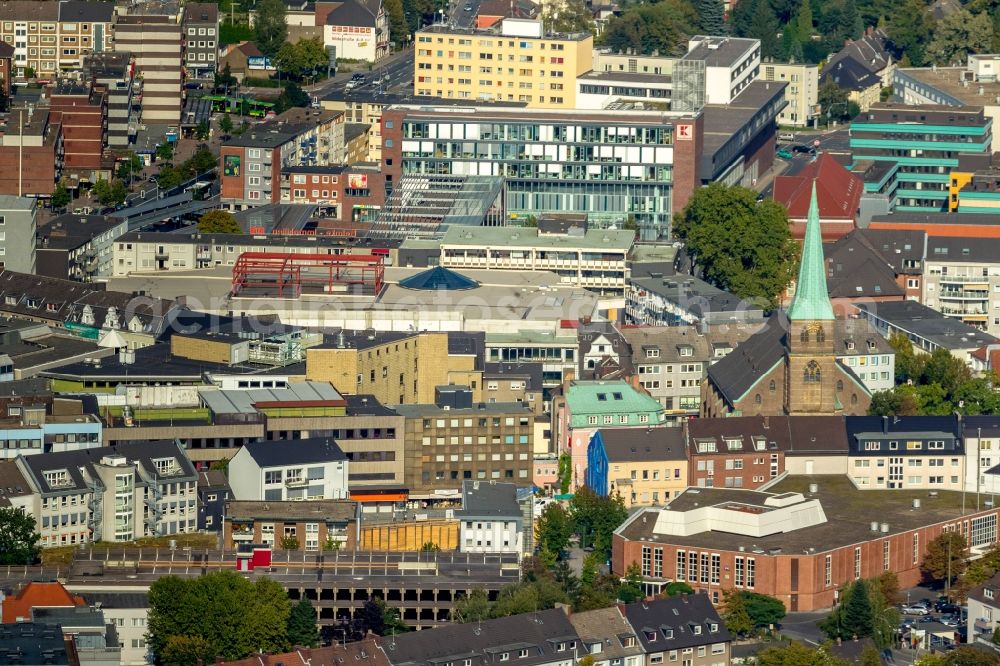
[788,182,835,321]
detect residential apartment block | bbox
[86,52,140,148]
[0,0,115,77]
[0,108,63,197]
[225,499,356,550]
[115,6,183,124]
[847,416,963,491]
[433,225,634,294]
[182,2,219,79]
[587,427,688,506]
[413,18,592,108]
[49,81,106,180]
[761,61,818,128]
[968,572,1000,648]
[228,438,349,501]
[0,196,37,273]
[922,236,1000,336]
[15,440,197,546]
[456,480,524,554]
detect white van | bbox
[778,132,795,141]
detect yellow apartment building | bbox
[414,18,592,108]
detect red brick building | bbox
[612,475,1000,611]
[49,82,107,179]
[280,164,384,221]
[774,153,863,240]
[0,108,62,196]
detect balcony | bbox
[938,274,991,284]
[232,530,254,542]
[285,476,308,487]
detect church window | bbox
[836,380,843,392]
[804,361,821,383]
[851,394,858,405]
[816,327,826,342]
[754,394,762,404]
[800,329,810,343]
[768,380,776,392]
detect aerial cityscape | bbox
[0,0,998,664]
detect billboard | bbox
[224,155,241,177]
[247,55,276,71]
[348,173,368,189]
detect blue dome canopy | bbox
[398,266,479,291]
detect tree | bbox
[116,152,143,182]
[927,9,992,66]
[51,182,71,211]
[741,592,787,627]
[160,634,215,666]
[287,599,319,648]
[820,579,874,641]
[215,62,237,94]
[535,502,572,556]
[674,183,798,310]
[663,581,695,597]
[618,562,643,603]
[276,81,310,113]
[543,0,596,34]
[91,178,128,207]
[386,0,408,45]
[355,598,409,636]
[219,113,234,135]
[255,0,288,59]
[454,589,491,623]
[156,166,186,190]
[570,487,627,559]
[195,120,211,141]
[420,541,440,551]
[696,0,726,34]
[199,210,241,234]
[148,572,291,661]
[887,0,934,66]
[745,0,782,58]
[557,452,572,494]
[722,589,755,636]
[0,507,40,564]
[600,0,698,56]
[794,0,813,39]
[818,77,850,121]
[756,642,848,666]
[859,646,884,666]
[156,142,174,161]
[914,648,1000,665]
[922,532,969,590]
[187,145,218,174]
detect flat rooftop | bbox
[227,499,357,522]
[684,36,758,67]
[439,225,634,251]
[619,475,979,554]
[898,67,1000,108]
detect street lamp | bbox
[826,102,850,128]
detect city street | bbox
[307,47,415,99]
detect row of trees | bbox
[818,573,900,648]
[869,334,1000,416]
[535,487,628,561]
[721,590,787,635]
[156,145,218,191]
[148,572,319,664]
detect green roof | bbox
[566,380,666,428]
[787,182,835,322]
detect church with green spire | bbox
[701,183,873,417]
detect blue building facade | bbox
[585,430,610,497]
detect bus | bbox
[198,95,275,118]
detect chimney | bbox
[882,415,889,434]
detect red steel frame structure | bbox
[231,252,385,298]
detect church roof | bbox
[773,153,863,223]
[398,266,479,291]
[788,183,835,321]
[705,316,786,405]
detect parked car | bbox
[777,149,793,159]
[351,73,365,81]
[792,144,812,154]
[778,132,795,141]
[940,615,961,627]
[902,605,930,615]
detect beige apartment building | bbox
[0,1,116,77]
[414,18,592,108]
[761,61,818,128]
[115,8,182,124]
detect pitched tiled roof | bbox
[1,582,86,623]
[773,153,863,223]
[821,55,882,92]
[823,235,904,299]
[597,427,687,462]
[705,316,786,404]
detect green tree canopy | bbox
[198,210,241,234]
[926,9,993,66]
[674,183,798,310]
[722,589,754,636]
[148,572,291,662]
[922,531,969,589]
[756,641,849,666]
[600,0,698,56]
[219,113,234,135]
[543,0,596,34]
[255,0,288,58]
[695,0,726,34]
[453,589,491,623]
[51,183,71,211]
[385,0,407,46]
[287,599,319,648]
[536,502,573,556]
[570,486,627,559]
[618,562,644,603]
[355,598,409,636]
[0,507,40,564]
[886,0,934,66]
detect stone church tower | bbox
[785,183,841,414]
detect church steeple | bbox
[787,181,834,321]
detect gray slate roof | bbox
[457,480,521,519]
[241,437,346,467]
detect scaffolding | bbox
[231,252,385,298]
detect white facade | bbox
[229,446,349,501]
[762,62,818,127]
[837,349,895,393]
[687,36,760,105]
[459,516,523,554]
[849,454,964,491]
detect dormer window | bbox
[646,348,659,358]
[725,438,742,451]
[518,650,529,658]
[679,346,692,357]
[693,626,702,635]
[662,628,673,639]
[987,588,995,600]
[3,296,15,305]
[846,341,855,351]
[500,653,509,662]
[710,623,718,632]
[25,298,39,309]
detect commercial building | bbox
[85,52,140,149]
[551,380,668,491]
[0,412,101,460]
[319,0,389,62]
[849,104,993,213]
[431,225,634,294]
[115,4,183,125]
[413,18,592,108]
[762,61,818,128]
[456,480,525,554]
[229,438,350,501]
[380,105,699,241]
[182,3,219,80]
[280,164,385,220]
[0,0,115,78]
[74,592,151,666]
[612,475,1000,610]
[395,399,535,497]
[0,196,37,273]
[15,440,198,546]
[483,361,545,414]
[586,427,687,506]
[0,108,63,197]
[674,35,760,110]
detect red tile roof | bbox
[773,153,863,238]
[972,345,1000,371]
[2,582,87,623]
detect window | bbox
[804,360,821,383]
[854,546,862,579]
[825,554,832,586]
